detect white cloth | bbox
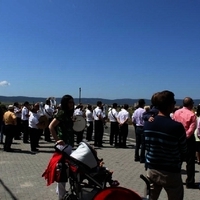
[14,106,21,118]
[74,108,83,116]
[44,104,54,119]
[85,109,93,122]
[70,142,98,169]
[132,107,145,126]
[108,108,118,122]
[117,108,129,123]
[93,107,104,120]
[28,112,39,129]
[194,116,200,142]
[21,106,29,120]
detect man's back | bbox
[173,107,196,138]
[117,108,129,123]
[132,107,145,126]
[144,115,187,173]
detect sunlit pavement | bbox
[0,126,200,200]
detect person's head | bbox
[144,106,150,112]
[31,103,40,113]
[112,103,118,109]
[138,99,145,107]
[97,101,102,107]
[76,103,83,110]
[14,102,19,107]
[151,92,160,107]
[24,101,30,108]
[87,104,92,110]
[183,97,194,110]
[153,90,176,114]
[123,104,129,110]
[60,95,74,114]
[196,105,200,117]
[8,105,14,112]
[45,99,51,105]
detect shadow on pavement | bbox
[0,179,18,200]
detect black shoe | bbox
[31,149,39,153]
[5,148,14,152]
[134,158,140,162]
[186,183,199,189]
[23,141,29,144]
[98,144,104,147]
[32,148,39,151]
[45,139,53,143]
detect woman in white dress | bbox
[194,105,200,165]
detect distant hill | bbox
[0,96,145,105]
[1,95,200,106]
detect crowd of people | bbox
[1,92,200,199]
[0,98,59,152]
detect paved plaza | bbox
[0,126,200,200]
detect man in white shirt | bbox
[85,104,94,141]
[117,104,130,148]
[14,102,22,140]
[44,99,54,142]
[21,101,30,143]
[132,99,146,162]
[74,104,85,144]
[29,103,46,153]
[108,103,119,146]
[93,101,105,147]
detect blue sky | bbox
[0,0,200,100]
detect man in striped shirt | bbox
[144,90,187,200]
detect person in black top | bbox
[49,94,75,200]
[143,92,159,122]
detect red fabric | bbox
[42,152,63,186]
[93,187,142,200]
[69,164,78,173]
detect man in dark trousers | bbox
[93,101,104,147]
[173,97,197,188]
[108,103,119,147]
[21,101,30,143]
[117,104,130,148]
[132,99,146,163]
[3,105,17,152]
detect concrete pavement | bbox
[0,126,200,200]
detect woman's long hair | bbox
[60,95,74,117]
[196,105,200,117]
